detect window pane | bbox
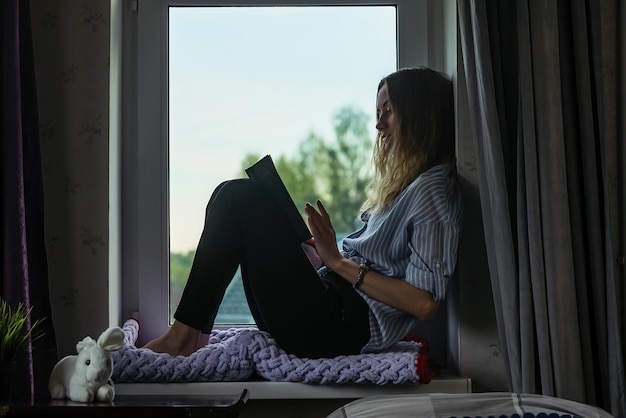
[168,6,397,325]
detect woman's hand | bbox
[304,200,343,270]
[305,200,439,321]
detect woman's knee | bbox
[216,178,257,195]
[206,179,261,213]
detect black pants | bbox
[175,179,371,358]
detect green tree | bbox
[241,106,373,235]
[170,250,195,290]
[321,106,373,233]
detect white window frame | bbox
[120,0,446,345]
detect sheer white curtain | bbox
[457,0,624,416]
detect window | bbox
[122,0,445,344]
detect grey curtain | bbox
[458,0,624,416]
[1,0,57,401]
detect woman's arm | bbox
[304,200,439,321]
[328,257,439,321]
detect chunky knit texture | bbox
[112,319,424,385]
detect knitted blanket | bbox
[111,319,433,385]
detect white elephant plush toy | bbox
[48,326,125,402]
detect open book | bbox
[245,155,312,243]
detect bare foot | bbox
[142,321,200,356]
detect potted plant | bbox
[0,298,45,403]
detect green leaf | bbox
[0,299,46,362]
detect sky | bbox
[168,5,397,252]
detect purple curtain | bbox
[1,0,57,402]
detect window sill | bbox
[115,371,471,400]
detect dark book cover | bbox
[245,155,312,243]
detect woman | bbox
[143,66,463,359]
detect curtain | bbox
[1,0,57,402]
[458,0,624,416]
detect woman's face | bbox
[375,82,396,150]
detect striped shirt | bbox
[322,164,463,353]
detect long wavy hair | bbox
[362,67,455,213]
